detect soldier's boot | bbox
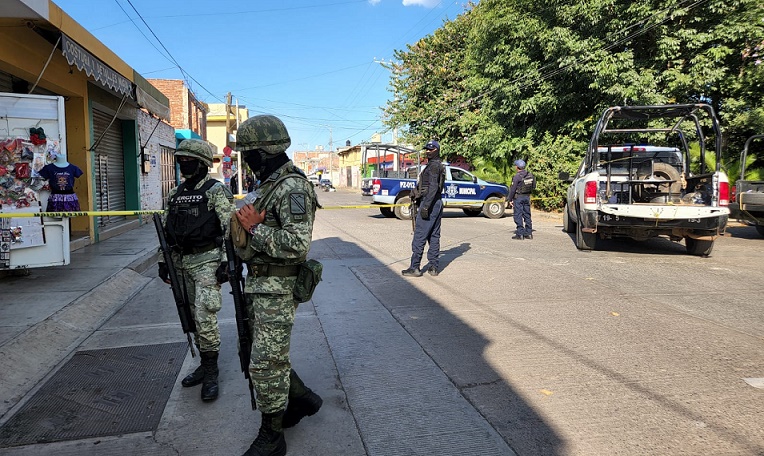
[200,351,219,401]
[283,369,323,428]
[181,345,204,387]
[242,411,287,456]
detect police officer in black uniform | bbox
[508,159,535,240]
[402,140,445,277]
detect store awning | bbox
[61,33,133,99]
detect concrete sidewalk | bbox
[0,220,161,420]
[0,216,515,455]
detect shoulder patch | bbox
[289,192,307,215]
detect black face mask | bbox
[425,149,439,160]
[243,150,265,178]
[178,158,200,176]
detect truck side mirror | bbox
[559,172,572,182]
[473,176,477,183]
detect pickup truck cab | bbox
[559,104,730,256]
[730,134,764,237]
[362,164,509,220]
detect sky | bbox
[52,0,469,155]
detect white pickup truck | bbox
[559,104,730,256]
[730,135,764,237]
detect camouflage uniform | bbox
[236,162,317,413]
[160,139,235,402]
[164,175,235,352]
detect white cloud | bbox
[369,0,381,5]
[402,0,441,7]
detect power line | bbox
[122,0,225,103]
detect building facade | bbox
[0,0,172,246]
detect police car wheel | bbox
[482,197,505,219]
[394,195,413,220]
[380,206,395,218]
[462,208,481,217]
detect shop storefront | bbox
[0,0,171,248]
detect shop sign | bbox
[61,34,133,99]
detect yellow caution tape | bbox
[0,210,163,218]
[0,195,561,217]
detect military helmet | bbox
[236,114,291,155]
[175,139,213,167]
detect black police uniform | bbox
[508,168,535,238]
[406,151,444,275]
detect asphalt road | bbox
[314,188,764,455]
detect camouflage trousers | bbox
[246,290,296,414]
[178,256,222,352]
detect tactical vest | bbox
[416,160,445,200]
[518,171,536,194]
[166,179,222,249]
[248,166,315,264]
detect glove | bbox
[158,262,170,284]
[420,207,430,220]
[215,262,229,284]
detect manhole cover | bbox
[0,342,187,447]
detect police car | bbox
[361,164,510,220]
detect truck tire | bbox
[636,162,682,195]
[685,237,714,256]
[394,195,413,220]
[380,206,395,218]
[575,205,597,250]
[562,203,575,233]
[482,197,505,219]
[463,208,481,217]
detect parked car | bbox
[307,174,320,186]
[361,163,509,219]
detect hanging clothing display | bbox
[38,162,83,211]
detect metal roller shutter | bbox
[92,109,125,225]
[0,72,12,92]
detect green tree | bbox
[383,0,764,210]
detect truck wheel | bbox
[562,203,575,233]
[685,237,714,256]
[482,197,505,219]
[756,225,764,238]
[380,206,395,218]
[575,206,596,250]
[394,196,412,220]
[636,162,682,194]
[463,208,481,217]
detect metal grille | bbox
[0,343,187,448]
[92,109,126,225]
[160,145,176,209]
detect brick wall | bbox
[147,79,186,129]
[137,109,175,213]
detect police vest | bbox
[166,179,222,249]
[518,171,536,194]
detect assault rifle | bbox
[410,189,418,234]
[152,213,196,357]
[224,237,257,410]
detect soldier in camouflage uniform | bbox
[234,115,322,456]
[158,139,235,402]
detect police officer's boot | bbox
[242,411,286,456]
[181,345,204,387]
[200,351,219,401]
[283,369,323,428]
